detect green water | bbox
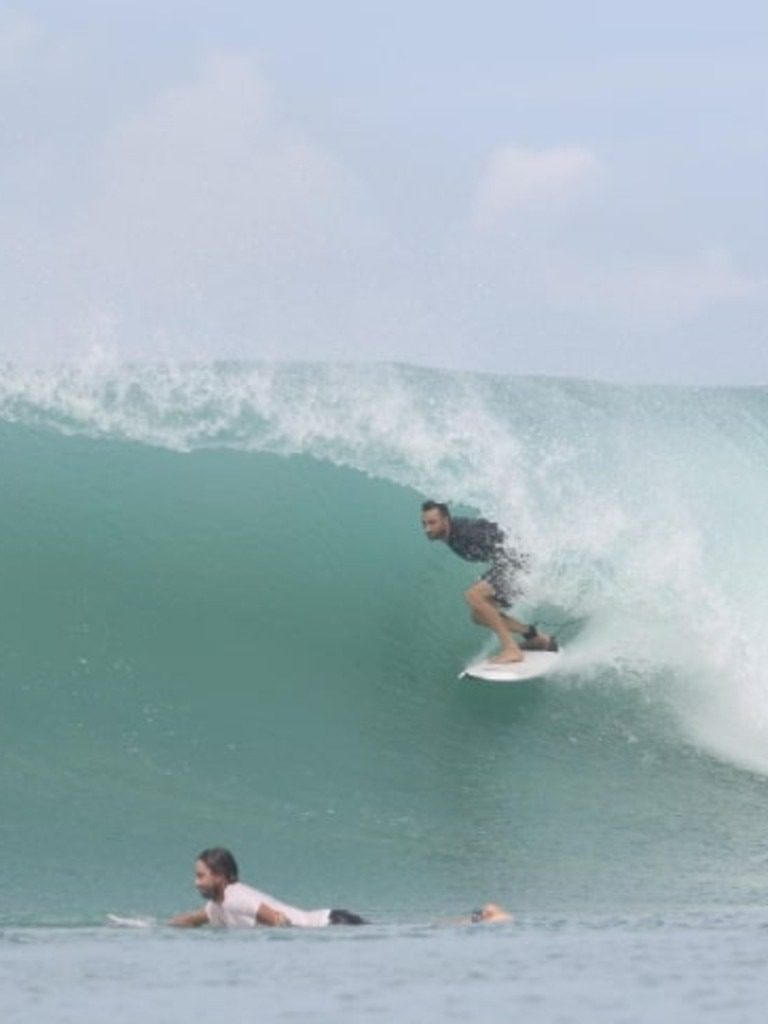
[2,416,767,927]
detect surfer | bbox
[420,500,555,664]
[467,902,512,924]
[460,903,513,924]
[435,902,513,926]
[169,847,367,928]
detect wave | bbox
[2,360,767,923]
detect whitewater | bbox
[2,360,768,1022]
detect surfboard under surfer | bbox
[420,500,556,664]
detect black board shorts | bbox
[481,559,522,609]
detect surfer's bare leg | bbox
[499,612,553,650]
[499,611,528,635]
[465,583,553,655]
[465,581,523,663]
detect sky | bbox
[1,1,766,383]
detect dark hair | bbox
[197,847,239,883]
[421,500,450,518]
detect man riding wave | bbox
[421,500,556,664]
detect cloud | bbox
[473,144,601,228]
[87,52,362,269]
[554,245,765,324]
[465,143,764,336]
[26,51,397,360]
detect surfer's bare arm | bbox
[256,903,290,927]
[168,908,209,927]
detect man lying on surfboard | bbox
[168,847,366,928]
[420,500,556,664]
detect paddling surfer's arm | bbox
[256,903,290,926]
[169,904,288,927]
[168,908,209,927]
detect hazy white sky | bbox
[1,1,766,382]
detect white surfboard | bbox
[106,913,154,928]
[459,649,562,683]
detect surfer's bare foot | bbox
[489,646,524,664]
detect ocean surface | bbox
[2,360,768,1021]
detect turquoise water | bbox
[2,362,768,1019]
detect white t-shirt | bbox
[205,882,331,929]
